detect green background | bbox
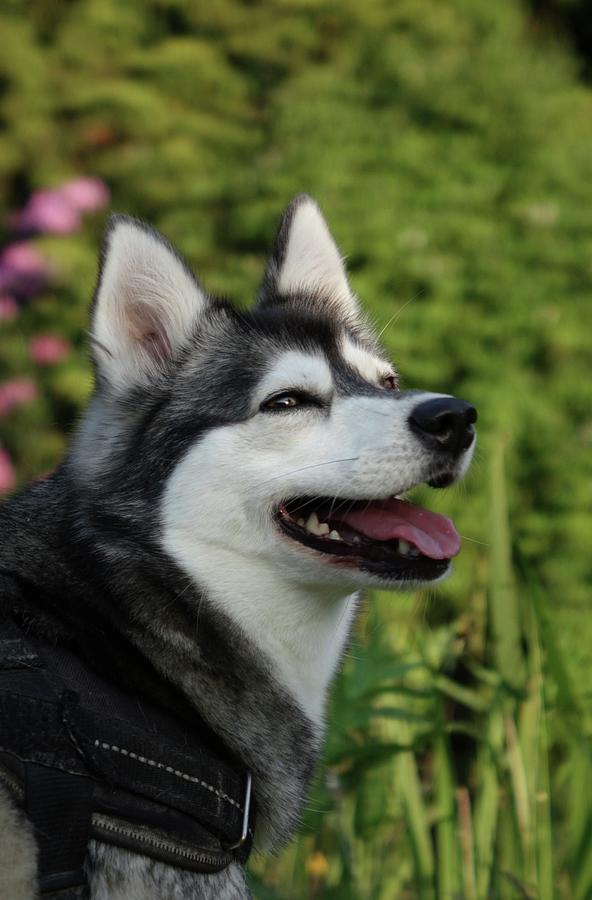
[1,1,591,896]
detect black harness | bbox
[0,604,254,898]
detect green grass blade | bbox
[434,732,460,898]
[396,749,435,897]
[474,709,503,899]
[569,738,592,900]
[535,697,554,900]
[456,787,477,900]
[489,437,525,689]
[520,588,554,899]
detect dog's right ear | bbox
[91,216,208,391]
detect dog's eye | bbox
[261,391,317,412]
[382,374,399,391]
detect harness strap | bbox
[41,888,87,900]
[0,616,93,898]
[24,763,93,897]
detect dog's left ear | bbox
[258,194,360,321]
[91,216,209,392]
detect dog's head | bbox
[74,195,476,592]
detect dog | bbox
[0,194,476,900]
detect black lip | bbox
[427,471,456,488]
[276,503,451,583]
[359,556,449,580]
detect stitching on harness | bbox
[93,740,243,811]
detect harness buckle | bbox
[222,771,252,851]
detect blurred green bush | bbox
[1,0,591,896]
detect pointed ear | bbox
[258,195,360,321]
[91,216,208,391]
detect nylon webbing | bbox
[24,762,93,895]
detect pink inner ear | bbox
[128,302,172,366]
[141,328,172,365]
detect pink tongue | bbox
[336,498,461,560]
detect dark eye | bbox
[382,374,399,391]
[261,391,318,412]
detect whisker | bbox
[356,405,393,419]
[375,292,422,341]
[194,591,205,641]
[459,534,489,546]
[329,497,362,517]
[161,576,194,612]
[254,456,360,488]
[285,494,325,517]
[327,493,340,521]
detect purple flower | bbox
[0,446,16,493]
[29,333,71,365]
[59,177,110,213]
[0,295,18,321]
[0,243,49,300]
[0,377,37,416]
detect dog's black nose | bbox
[409,397,477,455]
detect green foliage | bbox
[250,448,589,897]
[1,0,591,896]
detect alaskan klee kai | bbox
[0,195,476,899]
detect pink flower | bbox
[10,189,81,235]
[0,378,37,416]
[9,177,109,236]
[0,295,18,320]
[0,446,16,493]
[0,243,49,299]
[29,333,71,365]
[59,177,110,213]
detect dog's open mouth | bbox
[277,496,460,581]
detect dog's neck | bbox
[160,535,359,726]
[137,543,358,849]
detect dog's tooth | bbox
[352,535,362,544]
[409,548,420,557]
[399,539,411,555]
[317,522,330,536]
[305,511,321,535]
[328,530,342,541]
[297,518,305,527]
